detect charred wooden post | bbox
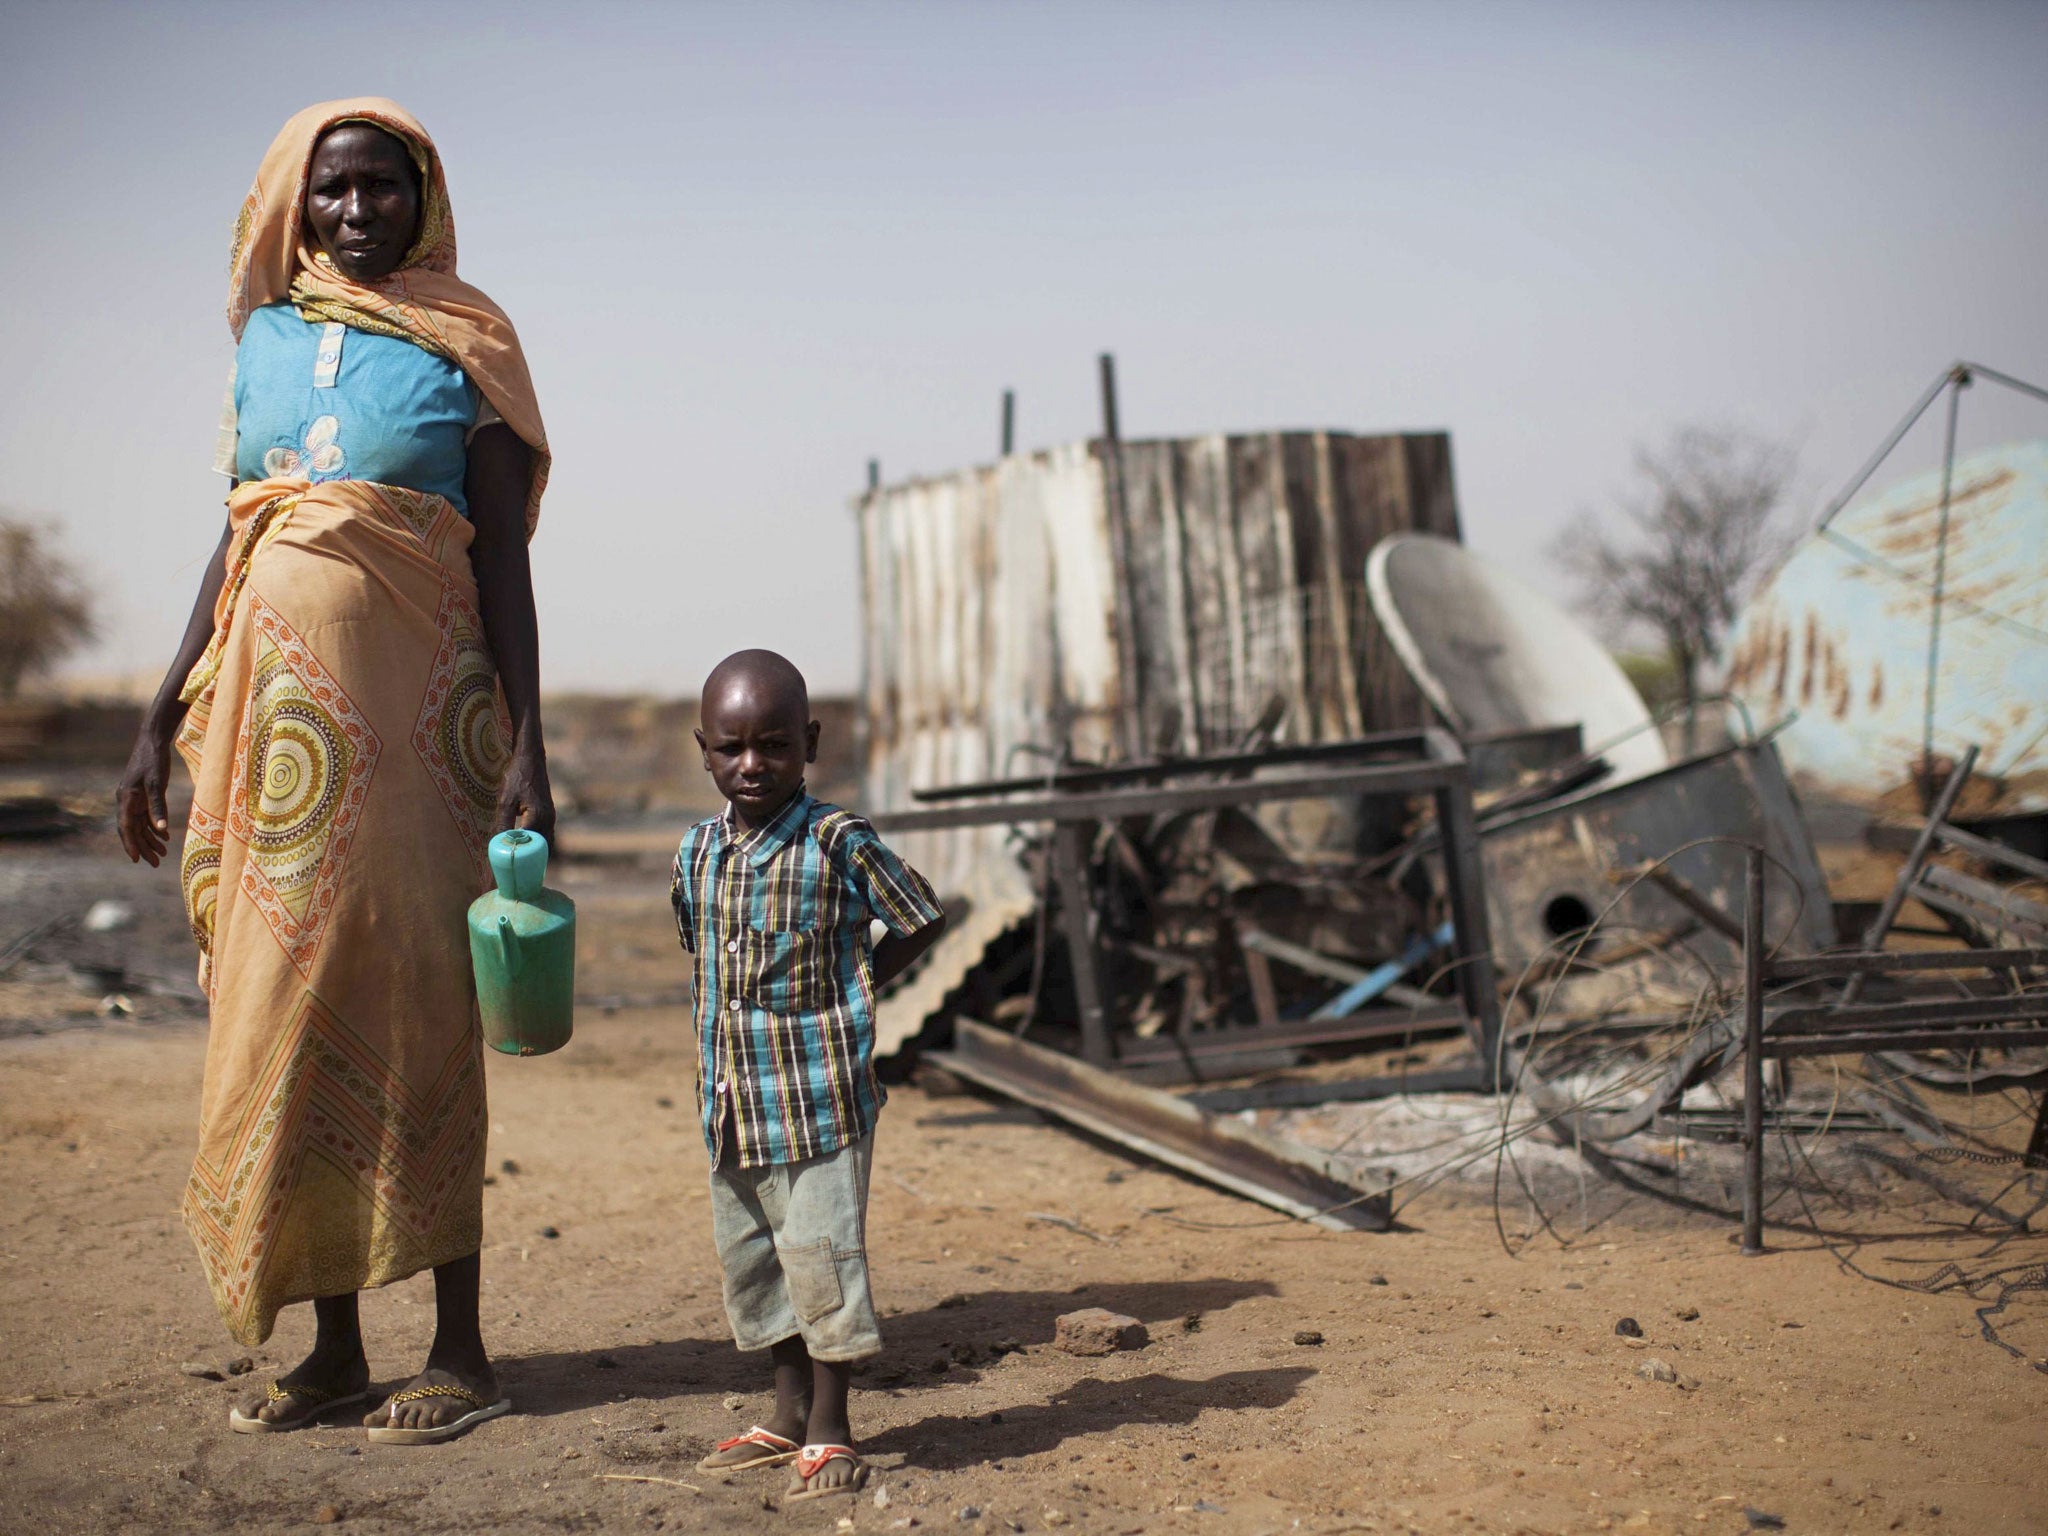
[1432,758,1503,1084]
[1052,822,1112,1066]
[1097,352,1145,758]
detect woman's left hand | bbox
[496,743,556,848]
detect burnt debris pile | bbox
[850,365,2048,1263]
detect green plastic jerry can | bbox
[469,829,576,1056]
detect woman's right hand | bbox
[116,715,177,867]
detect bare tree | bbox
[1551,426,1796,726]
[0,517,96,700]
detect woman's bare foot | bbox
[363,1250,503,1433]
[239,1338,370,1426]
[364,1356,501,1433]
[239,1292,368,1427]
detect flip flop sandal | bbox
[364,1382,513,1446]
[783,1444,869,1502]
[697,1425,802,1472]
[228,1380,372,1435]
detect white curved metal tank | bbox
[1724,438,2048,815]
[1366,534,1670,782]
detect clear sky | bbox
[4,0,2044,697]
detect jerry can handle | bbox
[487,828,550,901]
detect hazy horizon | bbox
[4,0,2044,699]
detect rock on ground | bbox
[1053,1308,1147,1356]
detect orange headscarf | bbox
[227,98,549,534]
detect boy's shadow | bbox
[509,1275,1282,1419]
[862,1365,1317,1469]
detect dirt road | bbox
[1,851,2044,1535]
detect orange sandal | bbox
[697,1425,801,1472]
[784,1443,869,1501]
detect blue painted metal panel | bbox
[1725,440,2048,815]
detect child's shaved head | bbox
[701,649,809,724]
[696,651,818,828]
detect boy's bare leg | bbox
[242,1292,369,1423]
[763,1335,815,1441]
[805,1355,859,1489]
[366,1251,501,1430]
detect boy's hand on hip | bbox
[871,913,948,991]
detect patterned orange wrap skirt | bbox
[174,475,508,1345]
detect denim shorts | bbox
[708,1133,881,1361]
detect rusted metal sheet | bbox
[859,430,1462,1051]
[1725,439,2048,816]
[857,431,1460,873]
[930,1019,1392,1230]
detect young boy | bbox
[671,649,946,1501]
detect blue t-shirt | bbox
[219,302,484,516]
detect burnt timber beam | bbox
[870,759,1471,834]
[908,730,1439,802]
[931,1020,1391,1231]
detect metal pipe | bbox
[1310,923,1453,1021]
[1768,944,2048,981]
[1921,369,1969,794]
[1774,992,2048,1033]
[1839,745,1979,1007]
[1741,844,1766,1256]
[1814,363,1957,532]
[1960,359,2048,407]
[1767,1026,2048,1059]
[1001,389,1015,457]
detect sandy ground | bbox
[3,842,2047,1536]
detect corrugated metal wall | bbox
[857,429,1461,899]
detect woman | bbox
[117,98,552,1444]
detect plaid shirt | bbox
[671,790,943,1169]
